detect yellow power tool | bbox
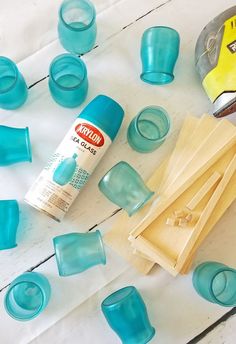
[195,6,236,117]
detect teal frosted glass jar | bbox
[193,261,236,307]
[0,125,32,166]
[127,106,171,153]
[58,0,97,54]
[98,161,154,216]
[0,56,28,109]
[140,26,180,85]
[101,286,156,344]
[4,272,51,321]
[49,54,88,108]
[0,200,19,250]
[53,230,106,276]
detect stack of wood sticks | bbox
[104,114,236,276]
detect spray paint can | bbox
[25,95,124,222]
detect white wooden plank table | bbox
[0,0,236,343]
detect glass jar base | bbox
[140,72,174,85]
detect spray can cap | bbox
[78,95,124,141]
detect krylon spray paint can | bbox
[25,95,124,222]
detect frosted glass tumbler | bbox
[101,286,156,344]
[98,161,154,216]
[4,272,51,321]
[0,125,32,166]
[0,200,19,250]
[127,106,171,153]
[49,54,88,108]
[53,230,106,276]
[193,262,236,307]
[140,26,180,85]
[0,56,28,109]
[58,0,97,54]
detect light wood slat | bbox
[181,171,236,273]
[186,171,222,211]
[130,119,236,239]
[176,153,236,272]
[130,144,236,275]
[104,117,197,273]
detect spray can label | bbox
[25,118,111,222]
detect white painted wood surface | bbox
[0,0,121,62]
[28,269,236,344]
[0,0,169,287]
[198,314,236,344]
[0,0,236,343]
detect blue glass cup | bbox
[0,125,32,166]
[0,56,28,109]
[140,26,180,85]
[127,106,171,153]
[49,53,88,108]
[53,230,106,277]
[4,272,51,321]
[101,286,156,344]
[98,161,154,216]
[58,0,97,54]
[0,200,19,250]
[192,262,236,307]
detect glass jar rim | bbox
[24,127,32,163]
[143,26,180,37]
[210,267,236,306]
[0,199,18,206]
[49,53,87,91]
[0,56,19,94]
[102,286,137,308]
[134,106,171,141]
[140,71,174,85]
[95,230,106,265]
[4,280,45,320]
[59,0,96,32]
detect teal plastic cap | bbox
[78,95,124,141]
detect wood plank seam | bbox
[28,75,49,89]
[103,0,172,42]
[186,307,236,344]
